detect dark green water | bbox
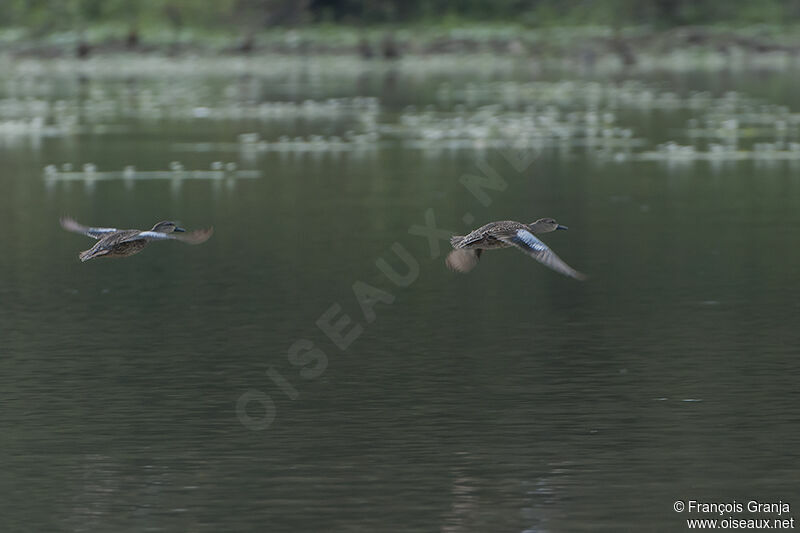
[1,61,799,532]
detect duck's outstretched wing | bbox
[497,228,586,280]
[446,248,482,273]
[130,227,213,244]
[177,227,214,244]
[60,217,117,239]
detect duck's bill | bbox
[556,224,568,230]
[174,227,186,232]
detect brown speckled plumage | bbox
[61,217,213,262]
[446,218,586,280]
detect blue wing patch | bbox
[512,229,549,252]
[131,231,173,241]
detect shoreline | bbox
[3,24,800,64]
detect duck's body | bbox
[60,218,213,262]
[452,220,541,251]
[447,218,585,280]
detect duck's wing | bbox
[60,217,118,239]
[174,227,213,244]
[456,228,488,248]
[497,228,586,280]
[446,248,482,273]
[128,227,213,244]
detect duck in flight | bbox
[446,218,586,280]
[60,217,213,262]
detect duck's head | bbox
[529,218,568,233]
[151,221,186,234]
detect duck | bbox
[446,218,586,280]
[60,217,213,262]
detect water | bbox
[2,57,799,532]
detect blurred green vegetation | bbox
[2,0,800,34]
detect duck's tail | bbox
[79,248,107,262]
[450,235,465,248]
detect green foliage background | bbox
[2,0,800,33]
